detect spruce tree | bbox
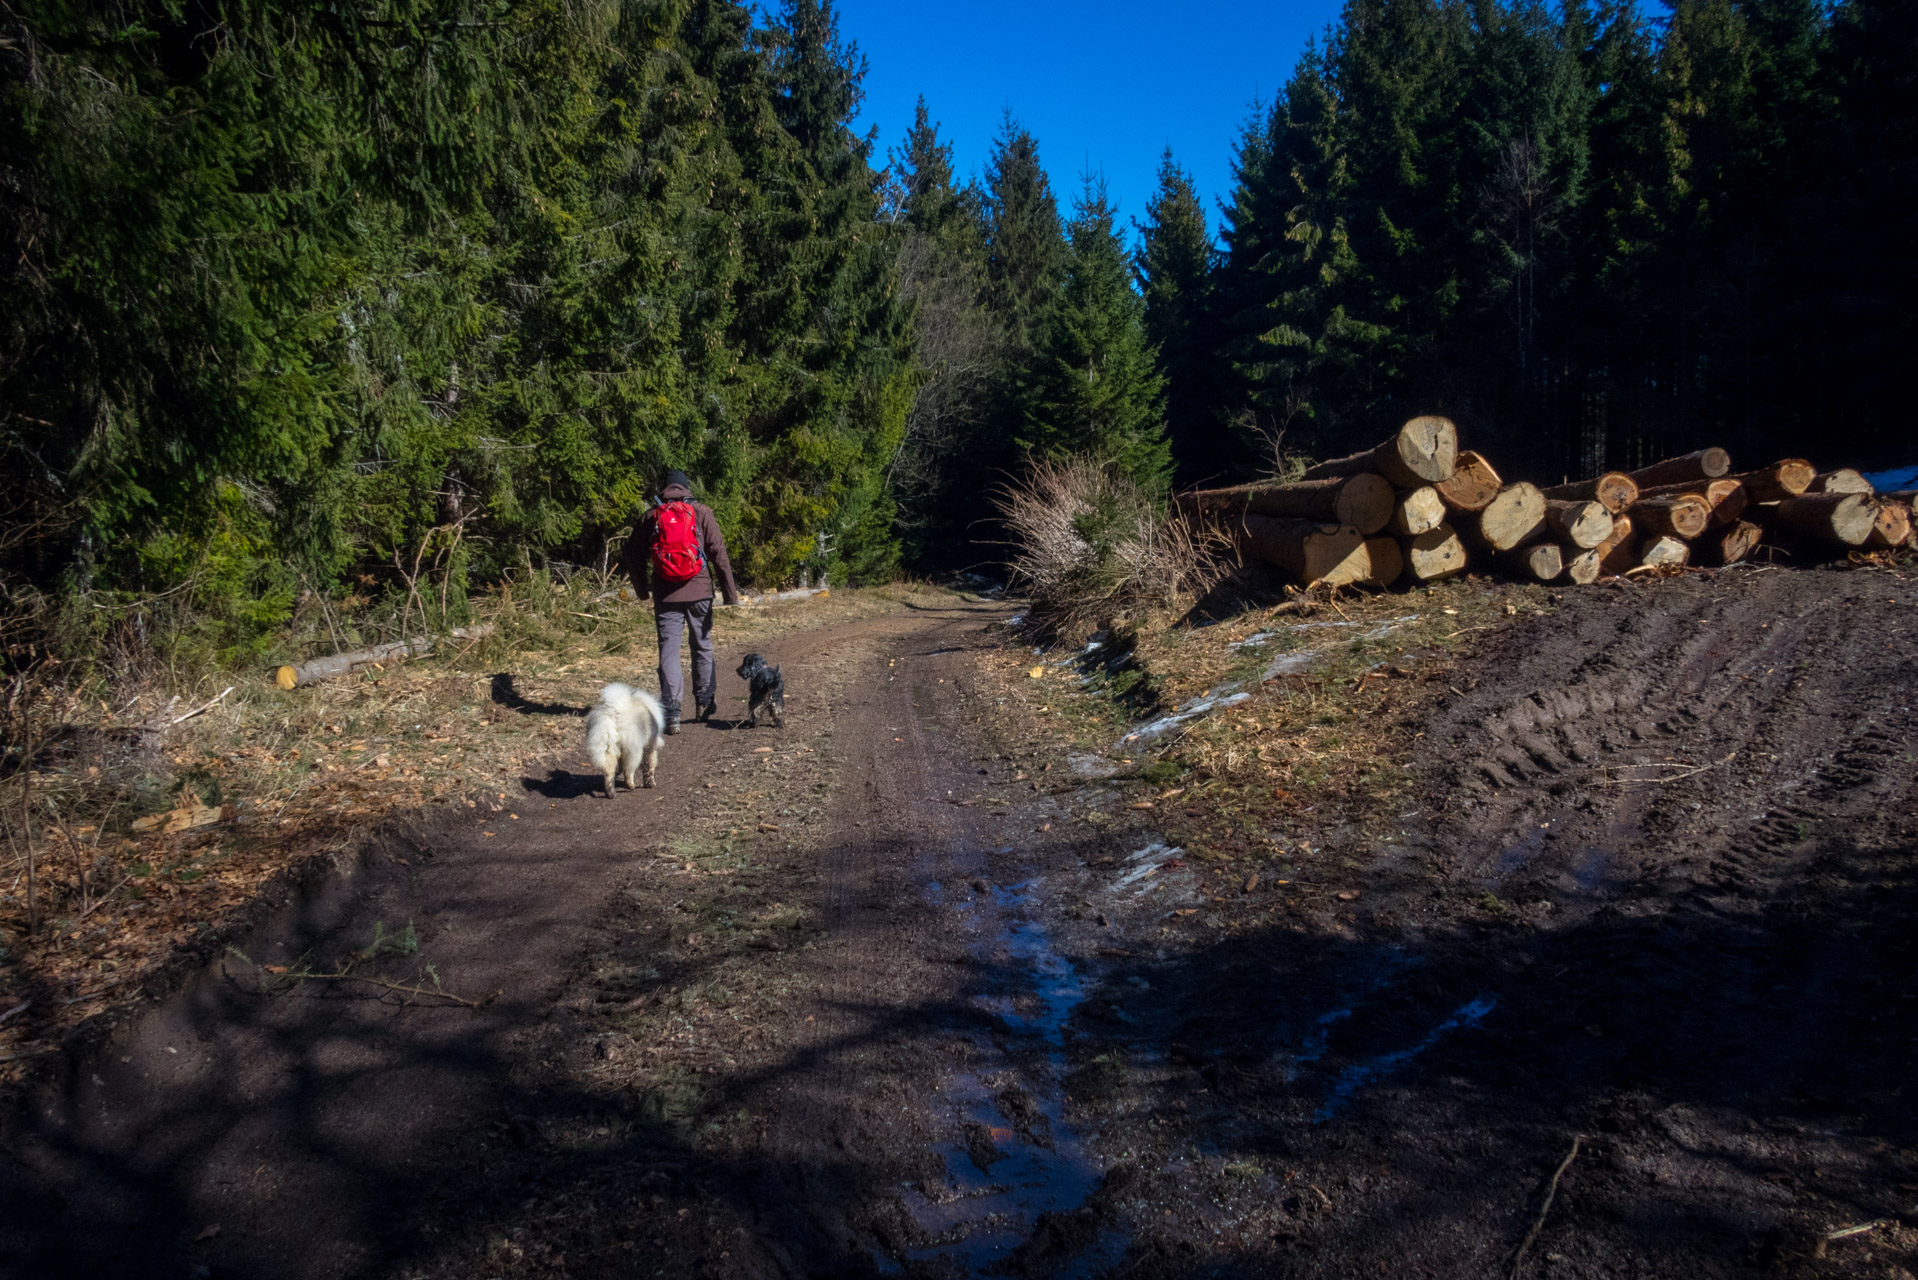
[1133,149,1222,485]
[1013,179,1171,494]
[983,114,1067,351]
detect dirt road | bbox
[3,568,1916,1279]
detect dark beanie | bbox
[662,469,692,491]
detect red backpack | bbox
[651,500,706,583]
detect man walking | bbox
[623,470,740,733]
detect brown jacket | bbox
[623,484,740,606]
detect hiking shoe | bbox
[663,717,680,736]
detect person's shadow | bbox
[489,673,586,717]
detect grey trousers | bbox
[656,598,714,718]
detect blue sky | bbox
[834,0,1347,244]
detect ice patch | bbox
[1068,753,1120,779]
[1118,691,1251,749]
[1114,842,1186,892]
[1314,996,1498,1121]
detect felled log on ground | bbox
[1566,514,1636,583]
[1390,486,1448,537]
[1541,471,1638,515]
[1887,489,1917,506]
[1473,482,1547,552]
[1359,536,1405,586]
[1597,515,1639,576]
[1301,415,1459,489]
[1174,473,1396,536]
[1242,516,1369,586]
[1639,536,1691,569]
[1728,459,1815,503]
[1435,450,1502,512]
[1809,469,1873,495]
[1545,499,1616,549]
[1400,525,1469,582]
[1501,542,1564,582]
[1629,494,1711,539]
[1563,544,1603,584]
[273,624,496,690]
[1638,478,1746,528]
[1627,448,1731,489]
[1705,519,1764,566]
[1868,500,1911,550]
[1769,492,1879,546]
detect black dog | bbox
[735,653,785,728]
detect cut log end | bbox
[1639,536,1691,569]
[1542,472,1638,514]
[1301,416,1459,489]
[1545,499,1616,549]
[1435,450,1502,512]
[275,666,300,691]
[1390,486,1448,537]
[1402,525,1468,582]
[1811,469,1873,495]
[1629,494,1711,540]
[1475,482,1547,552]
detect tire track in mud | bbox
[747,610,1122,1276]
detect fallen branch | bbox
[1511,1134,1584,1279]
[0,1000,29,1027]
[1817,1219,1892,1257]
[1596,753,1736,786]
[170,686,234,727]
[273,624,497,689]
[280,971,501,1009]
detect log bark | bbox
[1868,499,1911,550]
[1541,472,1638,515]
[1705,519,1763,567]
[1300,415,1459,489]
[1389,486,1448,536]
[1359,536,1404,587]
[1770,492,1878,546]
[1628,494,1711,539]
[1597,514,1638,576]
[1728,459,1814,502]
[1434,450,1502,512]
[1887,489,1916,506]
[1627,448,1731,489]
[1544,499,1616,549]
[1400,525,1468,582]
[274,624,496,690]
[1174,473,1395,536]
[1502,542,1563,582]
[1637,478,1746,527]
[1242,516,1369,585]
[1809,469,1873,495]
[1638,536,1691,569]
[1472,482,1547,552]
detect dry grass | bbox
[0,580,959,1071]
[997,458,1233,640]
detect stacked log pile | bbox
[1174,417,1916,588]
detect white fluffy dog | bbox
[584,683,664,798]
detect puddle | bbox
[1313,996,1498,1121]
[898,876,1127,1275]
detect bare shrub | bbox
[997,458,1232,638]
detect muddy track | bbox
[2,570,1915,1280]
